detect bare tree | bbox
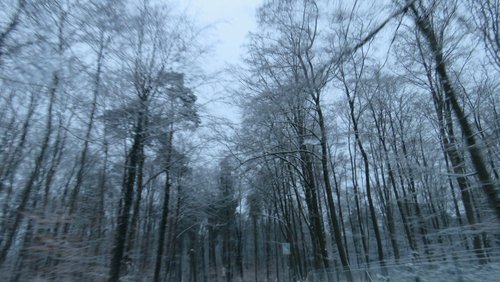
[409,0,500,219]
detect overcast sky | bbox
[183,0,262,67]
[177,0,263,121]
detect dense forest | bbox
[0,0,499,281]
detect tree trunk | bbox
[416,25,488,262]
[108,111,145,282]
[410,3,500,219]
[67,32,105,225]
[153,130,174,282]
[0,73,57,266]
[314,96,353,280]
[345,84,386,274]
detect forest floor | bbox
[306,261,500,281]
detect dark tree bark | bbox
[0,73,58,266]
[342,67,386,274]
[66,30,105,232]
[315,96,353,280]
[410,3,500,219]
[416,34,488,262]
[108,109,146,282]
[368,101,400,261]
[153,130,174,282]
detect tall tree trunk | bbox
[370,111,403,261]
[293,105,329,270]
[399,132,432,259]
[387,114,419,253]
[126,147,145,256]
[299,146,329,270]
[93,136,109,258]
[108,111,145,282]
[0,73,58,266]
[252,215,259,282]
[410,3,500,219]
[347,130,369,266]
[153,130,174,282]
[314,96,353,281]
[345,84,386,274]
[66,32,105,226]
[0,94,36,237]
[416,30,488,262]
[0,93,35,189]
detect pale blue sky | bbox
[176,0,263,122]
[182,0,262,68]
